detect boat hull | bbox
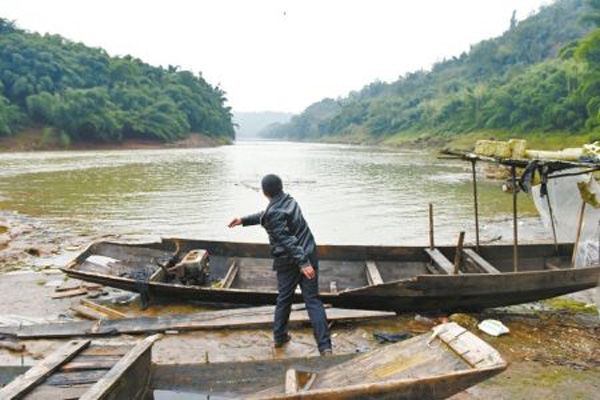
[61,239,600,312]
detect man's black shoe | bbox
[320,349,333,357]
[274,333,292,348]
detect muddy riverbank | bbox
[0,129,229,152]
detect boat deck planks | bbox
[365,260,384,285]
[0,336,159,399]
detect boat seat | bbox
[220,259,239,288]
[424,248,454,275]
[462,249,501,274]
[365,260,384,285]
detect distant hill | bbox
[234,111,293,139]
[0,18,234,144]
[269,0,600,144]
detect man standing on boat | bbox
[228,174,333,356]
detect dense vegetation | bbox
[263,0,600,143]
[0,19,234,143]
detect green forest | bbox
[0,19,234,143]
[263,0,600,146]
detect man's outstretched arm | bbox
[228,212,263,228]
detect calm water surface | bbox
[0,141,548,245]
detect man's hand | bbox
[301,264,316,279]
[228,217,242,228]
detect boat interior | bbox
[69,239,575,294]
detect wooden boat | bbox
[151,323,507,399]
[0,335,159,399]
[61,238,600,312]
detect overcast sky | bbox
[1,0,549,113]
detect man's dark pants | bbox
[273,255,332,352]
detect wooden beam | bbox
[52,287,88,299]
[0,340,90,399]
[70,305,107,320]
[80,334,161,400]
[424,248,453,275]
[365,260,384,286]
[220,260,239,289]
[463,249,501,274]
[2,307,396,339]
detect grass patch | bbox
[543,298,598,315]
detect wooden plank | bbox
[57,282,103,292]
[70,305,107,320]
[52,288,87,299]
[21,383,91,400]
[424,248,453,275]
[81,345,132,357]
[68,354,123,363]
[80,334,161,400]
[3,306,395,339]
[220,260,239,289]
[81,299,127,319]
[437,322,505,369]
[365,260,384,286]
[285,368,299,394]
[463,249,501,274]
[60,359,117,372]
[0,340,90,399]
[45,369,107,386]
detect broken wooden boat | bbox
[151,323,507,399]
[61,238,600,312]
[0,334,159,399]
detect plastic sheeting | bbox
[532,171,600,268]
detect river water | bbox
[0,140,550,246]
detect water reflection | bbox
[0,141,549,245]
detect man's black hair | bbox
[262,174,283,198]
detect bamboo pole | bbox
[471,159,480,251]
[428,203,435,250]
[546,192,559,255]
[511,166,519,272]
[453,231,465,275]
[597,220,600,268]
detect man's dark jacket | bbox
[242,192,316,270]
